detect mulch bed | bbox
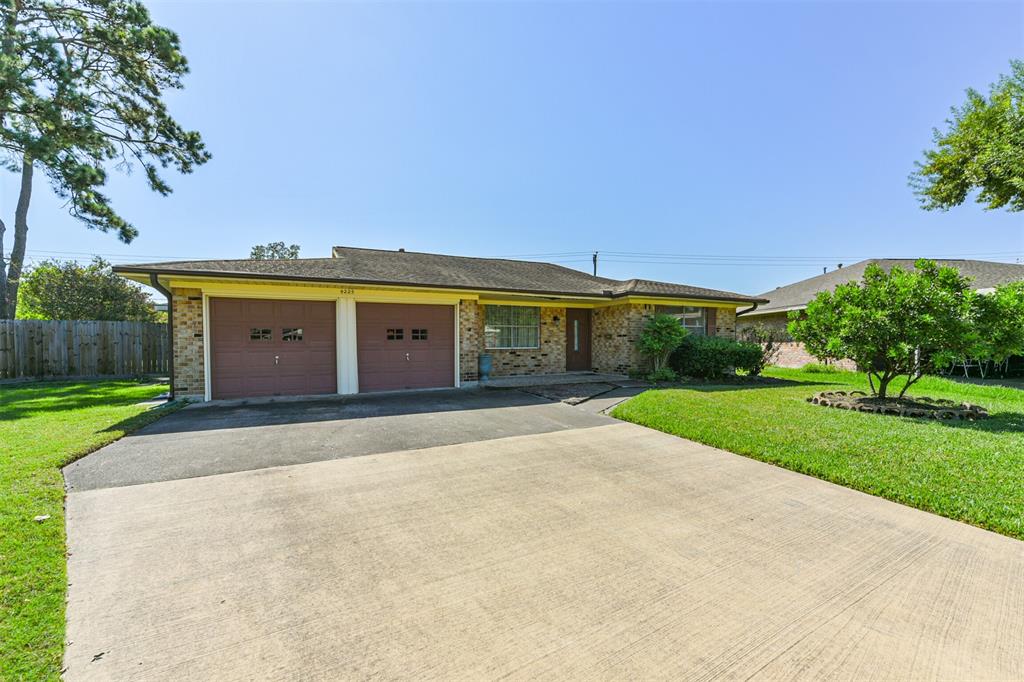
[808,390,989,420]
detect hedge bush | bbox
[669,335,762,378]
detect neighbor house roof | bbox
[741,258,1024,316]
[114,246,767,304]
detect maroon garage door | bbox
[356,303,455,392]
[210,298,336,399]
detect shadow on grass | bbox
[927,411,1024,435]
[0,380,164,421]
[667,378,844,393]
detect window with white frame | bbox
[484,305,540,349]
[656,305,706,335]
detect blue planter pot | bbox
[478,353,493,382]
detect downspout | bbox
[736,302,759,316]
[150,274,175,400]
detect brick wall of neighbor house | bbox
[459,301,567,380]
[736,311,791,337]
[171,288,205,398]
[773,341,857,371]
[738,311,856,370]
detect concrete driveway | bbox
[64,393,1024,680]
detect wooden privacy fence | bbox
[0,320,168,380]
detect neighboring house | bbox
[738,259,1024,369]
[114,246,766,401]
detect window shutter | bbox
[705,308,717,336]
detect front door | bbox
[565,308,592,371]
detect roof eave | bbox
[115,266,764,305]
[738,304,807,316]
[611,290,769,305]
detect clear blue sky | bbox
[5,0,1023,296]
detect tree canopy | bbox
[911,60,1024,212]
[0,0,209,317]
[789,260,978,399]
[17,257,161,321]
[250,242,301,260]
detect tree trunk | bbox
[876,374,892,399]
[2,158,32,319]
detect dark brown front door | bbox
[565,308,592,371]
[210,298,337,399]
[356,303,455,392]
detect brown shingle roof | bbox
[742,259,1024,316]
[113,246,766,304]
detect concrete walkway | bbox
[64,421,1024,680]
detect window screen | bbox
[484,306,540,349]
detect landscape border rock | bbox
[807,390,989,420]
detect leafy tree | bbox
[250,242,300,260]
[638,313,688,376]
[911,60,1024,212]
[970,281,1024,364]
[17,257,161,321]
[789,260,977,399]
[0,0,210,318]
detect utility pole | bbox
[592,251,598,276]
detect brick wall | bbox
[171,288,205,398]
[592,303,650,375]
[773,342,857,371]
[713,307,737,338]
[736,311,791,338]
[459,301,567,380]
[458,300,482,382]
[738,312,856,370]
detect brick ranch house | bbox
[737,258,1024,369]
[114,246,767,401]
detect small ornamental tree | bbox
[789,260,976,399]
[250,242,300,260]
[638,314,687,378]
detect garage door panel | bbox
[210,298,337,400]
[356,303,455,392]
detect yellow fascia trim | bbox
[162,277,472,304]
[171,279,344,301]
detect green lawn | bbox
[1,380,177,681]
[612,367,1024,540]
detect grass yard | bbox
[612,367,1024,540]
[1,380,178,681]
